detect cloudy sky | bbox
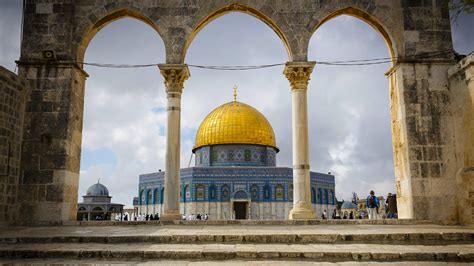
[1,1,472,206]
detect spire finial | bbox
[233,85,237,101]
[97,178,100,184]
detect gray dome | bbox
[86,182,109,196]
[341,201,357,209]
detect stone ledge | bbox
[0,243,473,262]
[2,232,473,245]
[11,219,453,227]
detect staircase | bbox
[0,220,473,264]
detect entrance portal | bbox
[233,202,248,219]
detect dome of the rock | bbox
[193,101,278,151]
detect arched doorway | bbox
[232,190,250,220]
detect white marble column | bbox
[284,61,316,220]
[158,64,189,220]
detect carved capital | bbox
[283,62,316,91]
[158,64,190,94]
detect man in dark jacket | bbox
[386,193,398,219]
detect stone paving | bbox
[0,260,472,265]
[2,223,473,238]
[1,223,473,263]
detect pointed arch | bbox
[76,8,166,62]
[182,3,292,63]
[310,7,396,60]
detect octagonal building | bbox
[137,97,336,219]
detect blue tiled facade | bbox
[138,166,335,207]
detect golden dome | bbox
[193,101,278,151]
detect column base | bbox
[160,211,182,221]
[289,202,316,220]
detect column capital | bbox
[283,61,316,91]
[158,64,190,94]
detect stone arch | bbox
[139,189,144,205]
[153,188,159,204]
[181,3,292,63]
[92,206,104,212]
[160,188,165,204]
[76,7,167,63]
[146,189,153,205]
[233,190,249,200]
[309,7,397,59]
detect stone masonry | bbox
[0,67,30,224]
[5,0,472,224]
[448,53,474,225]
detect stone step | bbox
[3,231,473,245]
[0,259,470,265]
[0,243,473,262]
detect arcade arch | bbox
[78,17,166,207]
[308,14,396,216]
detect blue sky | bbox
[0,1,472,206]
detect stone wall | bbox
[448,53,474,225]
[0,67,30,224]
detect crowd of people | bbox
[182,213,209,220]
[319,190,398,220]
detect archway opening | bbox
[308,14,396,219]
[78,16,166,216]
[181,11,290,220]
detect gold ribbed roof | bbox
[193,101,278,151]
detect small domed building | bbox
[77,181,124,221]
[137,96,336,219]
[340,201,358,218]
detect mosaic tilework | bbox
[195,144,277,167]
[138,167,336,205]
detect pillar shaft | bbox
[158,64,189,221]
[284,62,316,220]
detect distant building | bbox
[77,181,124,221]
[340,201,358,218]
[137,97,336,219]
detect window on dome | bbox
[196,185,205,201]
[160,188,164,204]
[275,185,284,201]
[288,185,293,202]
[250,185,259,201]
[318,188,323,204]
[221,185,230,201]
[185,185,190,201]
[209,185,217,200]
[244,150,251,161]
[264,184,271,200]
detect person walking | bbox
[366,190,380,220]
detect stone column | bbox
[158,64,190,221]
[284,62,316,220]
